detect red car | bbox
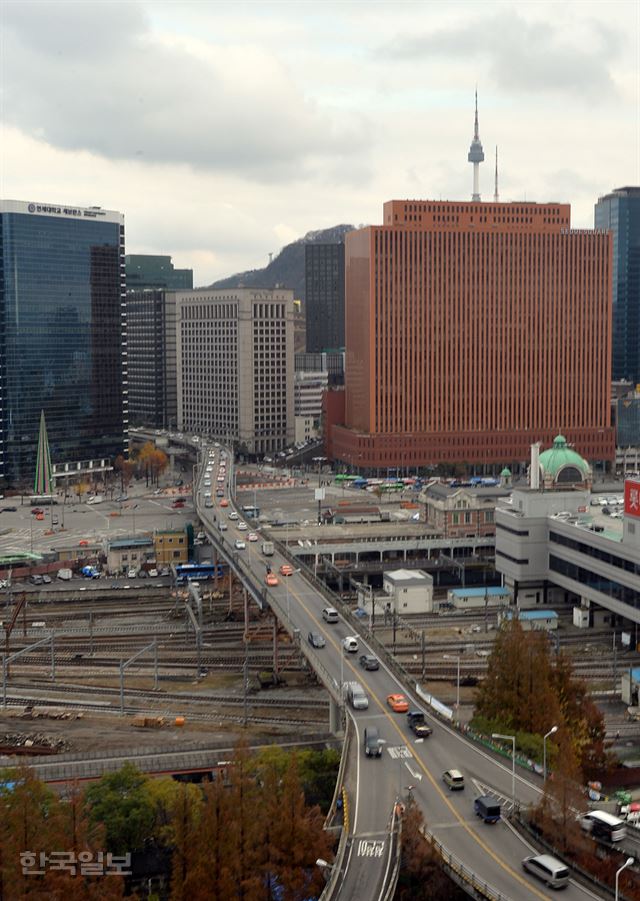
[172,499,185,509]
[266,573,279,587]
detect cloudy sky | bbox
[2,0,638,285]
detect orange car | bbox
[220,499,229,507]
[387,693,409,713]
[266,573,279,587]
[279,564,294,576]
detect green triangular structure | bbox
[33,410,53,495]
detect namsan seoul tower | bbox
[467,90,484,201]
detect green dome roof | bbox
[500,467,511,476]
[538,435,590,481]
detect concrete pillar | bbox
[329,697,342,734]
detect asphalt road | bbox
[196,446,609,901]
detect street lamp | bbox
[616,857,634,901]
[443,654,461,713]
[492,732,516,813]
[543,725,558,784]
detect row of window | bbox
[549,555,640,608]
[549,531,640,577]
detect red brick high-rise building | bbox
[327,199,614,470]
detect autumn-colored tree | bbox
[114,456,135,492]
[0,768,124,900]
[474,618,609,777]
[534,729,586,855]
[148,449,169,487]
[73,481,90,502]
[180,777,236,901]
[259,754,332,901]
[395,799,466,900]
[169,783,202,901]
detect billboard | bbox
[624,479,640,519]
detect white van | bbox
[580,810,627,842]
[522,854,569,890]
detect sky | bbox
[1,0,639,285]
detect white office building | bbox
[294,369,328,443]
[495,438,640,628]
[173,288,294,455]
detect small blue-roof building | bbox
[499,609,559,631]
[446,586,511,610]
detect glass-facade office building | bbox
[595,187,640,385]
[0,200,128,486]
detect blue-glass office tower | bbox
[595,187,640,385]
[0,200,128,486]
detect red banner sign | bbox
[624,480,640,519]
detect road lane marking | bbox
[285,580,557,901]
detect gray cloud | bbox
[381,10,619,100]
[2,0,370,182]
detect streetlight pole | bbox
[543,725,558,784]
[616,857,634,901]
[492,733,516,813]
[443,654,460,714]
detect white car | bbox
[148,569,158,578]
[248,532,259,542]
[234,539,246,550]
[127,568,138,578]
[228,511,239,520]
[237,521,248,531]
[342,636,359,653]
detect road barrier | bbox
[423,829,513,901]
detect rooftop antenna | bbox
[494,146,499,203]
[268,252,273,264]
[467,88,484,202]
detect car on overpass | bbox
[387,693,409,713]
[359,654,379,671]
[308,632,326,649]
[266,573,279,587]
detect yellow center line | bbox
[285,579,551,901]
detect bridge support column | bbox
[329,698,342,735]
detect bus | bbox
[335,474,358,484]
[580,810,627,843]
[29,495,58,506]
[175,563,226,584]
[241,505,260,519]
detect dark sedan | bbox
[308,632,326,649]
[359,654,380,671]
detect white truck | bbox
[57,568,73,581]
[261,541,274,557]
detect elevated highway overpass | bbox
[193,442,610,900]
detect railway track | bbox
[14,679,328,710]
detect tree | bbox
[83,763,155,855]
[0,768,124,900]
[259,754,331,901]
[73,481,90,502]
[148,449,169,487]
[534,729,586,855]
[396,798,466,900]
[114,455,135,492]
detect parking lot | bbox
[0,481,196,566]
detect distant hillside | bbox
[207,224,355,302]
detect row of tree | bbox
[115,442,169,490]
[473,618,611,779]
[0,743,339,900]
